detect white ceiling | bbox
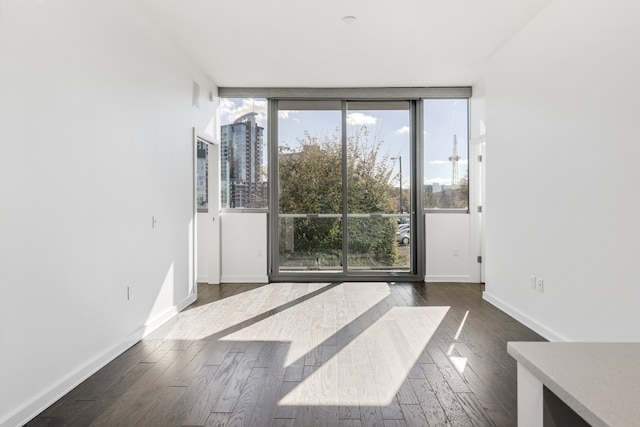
[136,0,552,88]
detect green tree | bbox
[424,174,469,210]
[279,126,397,267]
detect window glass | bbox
[220,98,268,209]
[277,105,343,272]
[196,139,208,212]
[423,99,469,210]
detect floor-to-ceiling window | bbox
[218,88,471,282]
[272,99,418,281]
[277,101,343,273]
[346,102,412,274]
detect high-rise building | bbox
[220,112,265,208]
[196,140,209,211]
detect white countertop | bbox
[507,342,640,427]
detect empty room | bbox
[1,0,639,426]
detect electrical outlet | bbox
[453,248,459,257]
[530,275,536,289]
[537,278,544,292]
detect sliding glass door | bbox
[277,101,343,272]
[274,100,416,280]
[345,102,411,273]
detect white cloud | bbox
[347,112,377,126]
[220,98,268,126]
[395,126,410,135]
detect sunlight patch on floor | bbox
[449,355,468,374]
[222,282,391,366]
[279,305,449,406]
[156,282,334,340]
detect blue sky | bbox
[220,98,468,187]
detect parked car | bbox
[396,231,410,245]
[397,223,410,233]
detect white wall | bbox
[0,1,216,425]
[483,0,640,341]
[425,213,479,282]
[197,211,211,282]
[220,213,268,283]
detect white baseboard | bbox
[0,330,142,427]
[425,274,475,283]
[1,293,197,427]
[220,275,269,284]
[482,291,566,342]
[142,293,197,336]
[197,276,220,285]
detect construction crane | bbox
[449,134,460,186]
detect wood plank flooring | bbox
[26,282,544,426]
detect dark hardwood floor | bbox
[26,282,544,426]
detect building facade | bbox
[220,112,266,208]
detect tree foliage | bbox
[424,174,469,209]
[279,126,398,267]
